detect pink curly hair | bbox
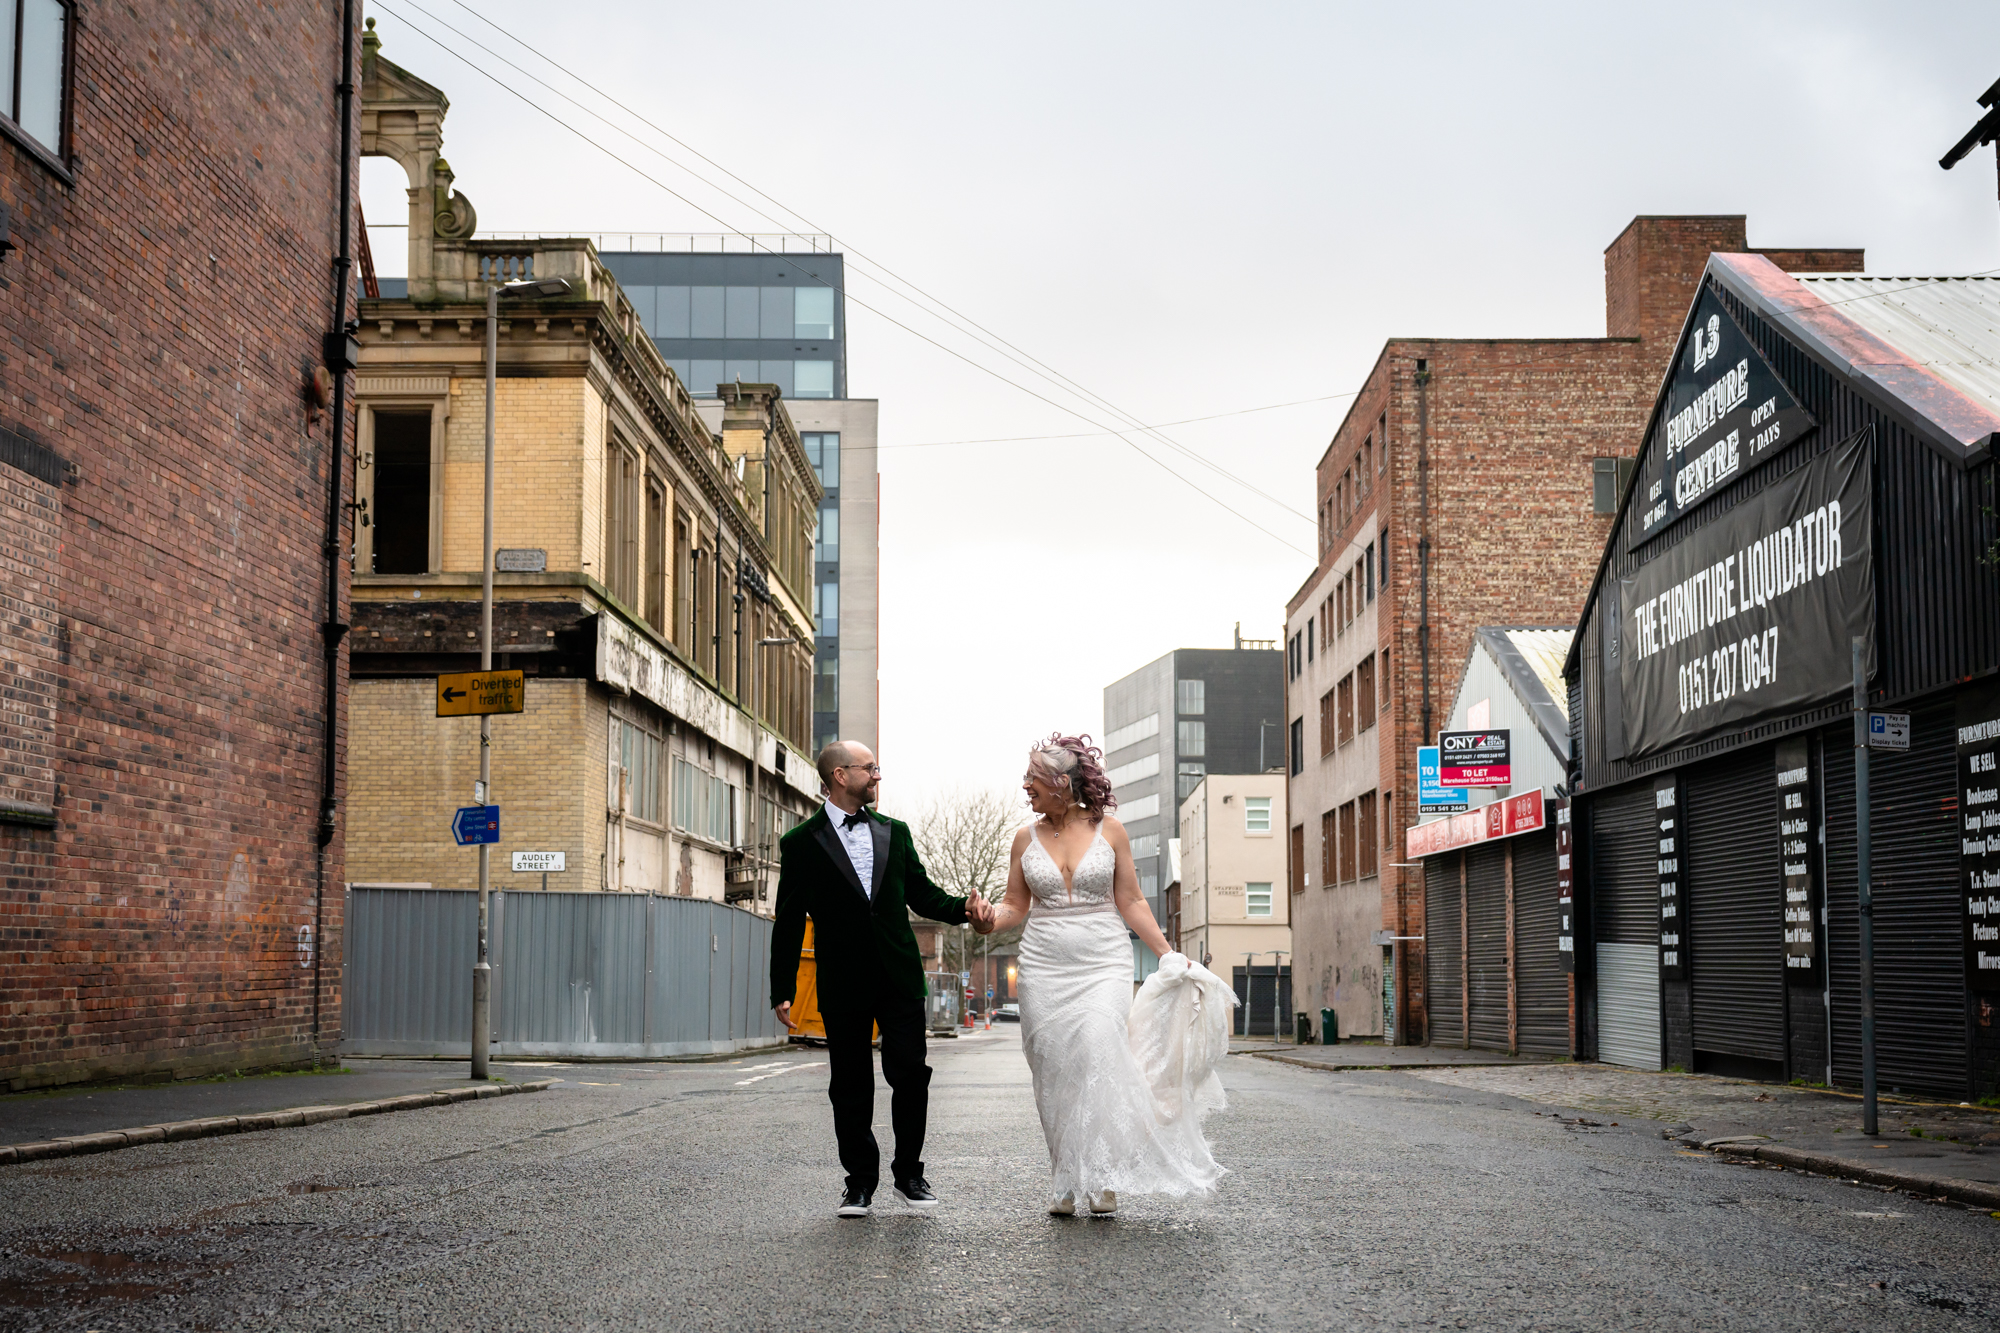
[1028,732,1118,822]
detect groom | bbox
[770,740,996,1218]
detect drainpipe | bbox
[1409,357,1434,1047]
[313,0,359,1062]
[1415,358,1433,743]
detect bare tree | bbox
[906,787,1024,995]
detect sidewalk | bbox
[0,1059,524,1147]
[1356,1060,2000,1209]
[1239,1038,1558,1070]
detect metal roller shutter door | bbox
[1512,828,1569,1057]
[1467,843,1509,1051]
[1426,853,1464,1047]
[1686,749,1784,1065]
[1823,703,1967,1097]
[1589,782,1661,1069]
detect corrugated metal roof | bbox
[1500,628,1574,723]
[1793,275,2000,417]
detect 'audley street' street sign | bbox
[436,669,526,717]
[453,805,500,846]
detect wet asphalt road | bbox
[1,1027,1997,1331]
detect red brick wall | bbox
[0,3,354,1090]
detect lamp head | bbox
[499,277,573,299]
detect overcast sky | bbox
[359,0,2000,811]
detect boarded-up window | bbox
[1337,673,1355,746]
[1319,687,1336,756]
[1321,808,1337,889]
[1290,824,1306,895]
[1357,654,1377,731]
[1358,790,1378,877]
[1339,801,1358,883]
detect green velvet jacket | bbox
[769,806,968,1012]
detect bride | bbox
[988,733,1235,1216]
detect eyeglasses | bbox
[838,763,883,777]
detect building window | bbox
[673,513,693,648]
[1358,790,1378,877]
[816,580,838,636]
[1244,796,1271,834]
[803,432,841,491]
[795,361,835,398]
[1177,679,1205,715]
[795,286,836,339]
[1306,617,1313,662]
[1177,720,1206,757]
[1338,801,1358,883]
[690,287,726,338]
[1357,654,1377,731]
[645,481,667,633]
[815,502,839,564]
[1365,544,1376,602]
[1337,673,1354,746]
[1177,762,1205,800]
[1,0,70,162]
[368,409,432,574]
[1593,456,1636,514]
[671,755,733,845]
[604,442,641,608]
[1246,882,1273,918]
[1106,713,1160,753]
[1320,808,1336,888]
[1318,686,1335,756]
[687,359,725,396]
[1289,718,1303,776]
[615,719,664,824]
[1379,530,1390,588]
[1131,832,1161,860]
[1290,824,1305,894]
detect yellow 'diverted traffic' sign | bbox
[436,669,526,717]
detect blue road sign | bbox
[453,804,500,846]
[1418,746,1469,814]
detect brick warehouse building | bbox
[1283,216,1864,1046]
[0,4,358,1089]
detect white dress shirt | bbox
[825,800,875,898]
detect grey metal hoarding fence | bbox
[342,887,781,1058]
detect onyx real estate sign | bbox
[1613,428,1874,759]
[1629,285,1816,549]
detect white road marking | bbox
[734,1061,826,1086]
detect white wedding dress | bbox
[1017,822,1236,1201]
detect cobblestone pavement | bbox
[1,1030,1997,1330]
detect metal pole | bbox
[1852,636,1876,1134]
[472,283,497,1080]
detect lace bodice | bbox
[1022,822,1116,913]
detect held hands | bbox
[966,894,998,934]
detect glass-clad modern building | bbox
[598,251,845,401]
[1103,644,1285,954]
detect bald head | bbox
[818,740,879,812]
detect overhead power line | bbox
[369,0,1316,549]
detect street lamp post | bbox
[747,635,796,906]
[472,275,571,1082]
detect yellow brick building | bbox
[345,35,819,910]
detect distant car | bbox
[994,1003,1021,1023]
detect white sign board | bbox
[512,851,566,873]
[1868,712,1910,751]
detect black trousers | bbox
[822,987,930,1193]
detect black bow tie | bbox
[842,811,868,830]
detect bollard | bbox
[1321,1007,1339,1045]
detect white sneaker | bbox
[1048,1191,1076,1216]
[1088,1190,1119,1214]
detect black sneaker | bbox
[837,1186,873,1218]
[893,1177,939,1210]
